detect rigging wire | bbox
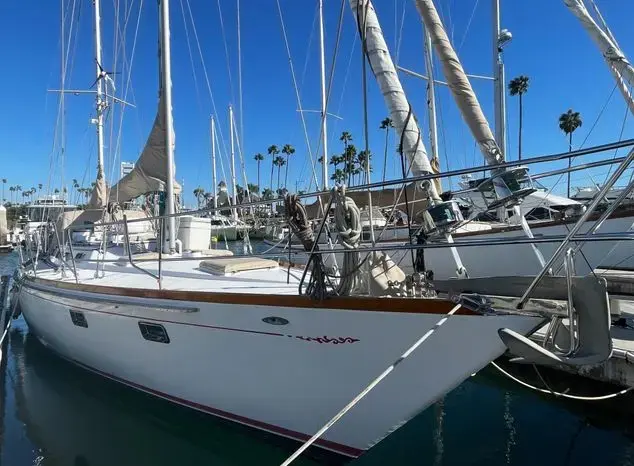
[457,0,480,51]
[394,0,407,65]
[275,0,320,191]
[215,0,236,108]
[184,0,233,181]
[110,0,144,202]
[236,0,245,158]
[603,101,630,182]
[179,0,204,115]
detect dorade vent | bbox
[138,322,170,344]
[69,310,88,328]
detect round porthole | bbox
[262,316,289,326]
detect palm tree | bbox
[53,188,59,194]
[329,154,343,171]
[281,144,295,189]
[253,153,264,194]
[247,183,260,196]
[340,131,353,148]
[330,169,346,184]
[193,187,205,208]
[1,178,6,203]
[38,183,43,196]
[357,150,372,184]
[274,155,286,192]
[343,144,357,185]
[267,145,280,191]
[559,109,583,198]
[262,188,274,200]
[508,76,530,160]
[9,186,15,204]
[380,117,393,180]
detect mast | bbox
[492,0,508,159]
[413,0,503,168]
[229,105,238,220]
[319,0,329,190]
[159,0,177,253]
[93,0,106,187]
[423,26,439,173]
[348,0,439,201]
[211,116,217,209]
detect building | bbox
[120,162,135,179]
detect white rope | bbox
[490,361,634,401]
[333,187,362,295]
[0,282,23,363]
[280,302,463,466]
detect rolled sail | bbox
[349,0,440,200]
[413,0,503,167]
[87,176,107,208]
[564,0,634,115]
[109,94,181,202]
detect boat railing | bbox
[518,144,634,308]
[70,138,634,231]
[58,232,634,265]
[122,214,163,288]
[55,139,634,279]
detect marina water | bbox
[2,250,634,466]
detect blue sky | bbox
[0,0,633,207]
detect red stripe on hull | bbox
[46,347,363,458]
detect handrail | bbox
[65,231,634,266]
[518,146,634,308]
[66,138,634,230]
[123,214,162,288]
[66,229,79,284]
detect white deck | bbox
[36,255,304,295]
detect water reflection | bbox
[4,246,634,465]
[6,323,325,466]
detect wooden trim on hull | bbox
[26,277,473,316]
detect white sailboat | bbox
[12,0,556,458]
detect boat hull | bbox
[19,279,543,457]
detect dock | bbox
[530,322,634,388]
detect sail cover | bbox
[109,94,181,202]
[349,0,440,200]
[87,175,107,208]
[413,0,503,167]
[564,0,634,116]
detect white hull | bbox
[19,278,542,456]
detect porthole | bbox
[138,322,170,344]
[262,316,289,326]
[69,310,88,328]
